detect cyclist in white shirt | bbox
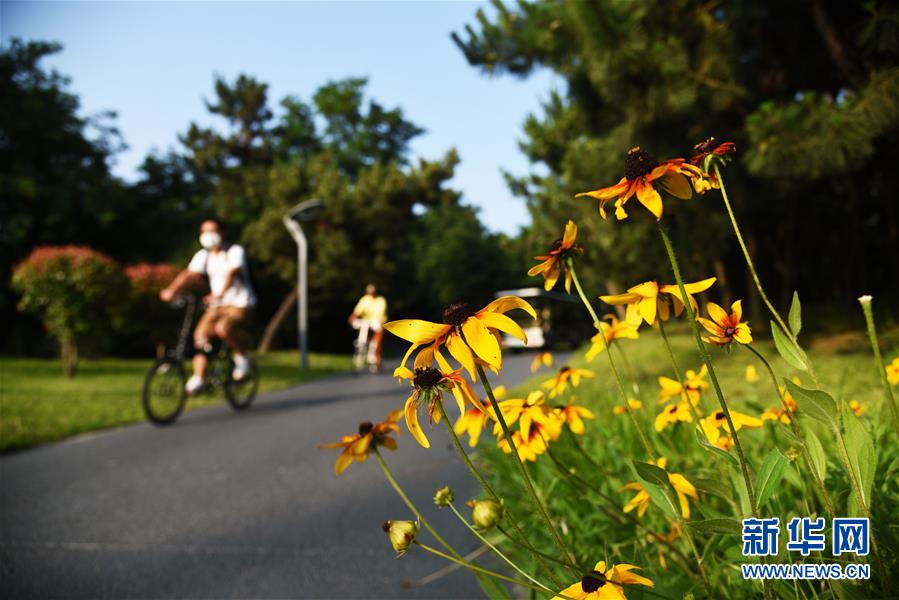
[160,219,256,393]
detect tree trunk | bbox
[257,287,299,354]
[713,258,732,307]
[61,337,78,379]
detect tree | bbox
[453,0,899,317]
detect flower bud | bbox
[468,499,504,530]
[382,520,418,556]
[433,486,454,507]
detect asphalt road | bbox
[0,352,552,599]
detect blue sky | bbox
[2,1,558,233]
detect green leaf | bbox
[690,476,735,500]
[843,405,876,508]
[687,518,742,535]
[784,380,837,427]
[633,460,669,486]
[639,479,679,519]
[695,426,740,468]
[788,291,802,336]
[805,428,827,482]
[755,449,790,508]
[771,321,807,371]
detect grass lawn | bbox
[0,351,350,453]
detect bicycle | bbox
[350,318,380,374]
[142,294,259,425]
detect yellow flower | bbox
[497,425,555,462]
[554,397,596,435]
[600,278,716,327]
[385,296,536,381]
[553,560,654,600]
[541,366,594,398]
[382,520,418,556]
[849,400,866,417]
[612,398,642,415]
[654,402,693,432]
[527,220,582,292]
[887,357,899,385]
[697,300,752,345]
[576,145,705,221]
[745,364,760,383]
[492,390,560,439]
[585,314,639,361]
[453,385,505,448]
[700,409,763,451]
[621,457,698,519]
[318,408,403,475]
[400,367,480,449]
[530,351,553,373]
[657,365,708,406]
[762,379,800,424]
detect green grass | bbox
[477,325,899,598]
[0,351,350,453]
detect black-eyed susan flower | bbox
[401,366,479,449]
[600,278,716,327]
[762,383,799,424]
[576,146,705,221]
[690,138,737,192]
[849,400,866,417]
[612,398,643,415]
[318,408,403,475]
[528,220,583,293]
[700,409,763,451]
[745,364,760,383]
[492,390,560,438]
[385,297,536,381]
[497,427,553,462]
[530,351,553,373]
[585,314,639,361]
[382,520,418,556]
[553,561,654,600]
[554,397,596,435]
[541,366,594,398]
[621,457,698,518]
[467,499,504,530]
[654,401,693,432]
[453,385,503,448]
[657,365,708,406]
[697,300,752,346]
[887,357,899,385]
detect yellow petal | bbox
[446,333,477,380]
[482,296,537,319]
[334,451,354,475]
[636,182,664,219]
[705,302,728,324]
[413,344,435,370]
[562,220,578,247]
[734,324,753,344]
[404,394,430,448]
[385,320,449,344]
[462,317,502,368]
[659,172,692,199]
[731,299,743,321]
[638,297,657,325]
[478,310,528,343]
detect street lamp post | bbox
[282,199,324,370]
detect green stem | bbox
[373,449,463,561]
[447,502,552,593]
[413,542,551,596]
[474,361,580,577]
[714,166,803,350]
[496,526,573,568]
[567,260,657,459]
[743,344,836,520]
[859,298,899,436]
[435,401,568,587]
[656,222,759,517]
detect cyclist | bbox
[160,219,256,393]
[348,283,387,370]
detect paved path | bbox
[0,352,553,599]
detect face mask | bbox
[199,232,222,249]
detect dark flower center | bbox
[550,238,564,252]
[715,411,725,420]
[443,301,475,327]
[381,521,391,532]
[724,327,737,337]
[693,137,717,155]
[413,367,443,388]
[624,146,659,180]
[581,571,607,593]
[668,405,678,414]
[358,421,374,435]
[559,365,571,374]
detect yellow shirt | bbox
[353,295,387,323]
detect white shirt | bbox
[188,245,256,308]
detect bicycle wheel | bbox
[224,356,259,411]
[142,357,187,425]
[351,347,366,374]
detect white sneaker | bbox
[185,375,205,394]
[232,354,250,381]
